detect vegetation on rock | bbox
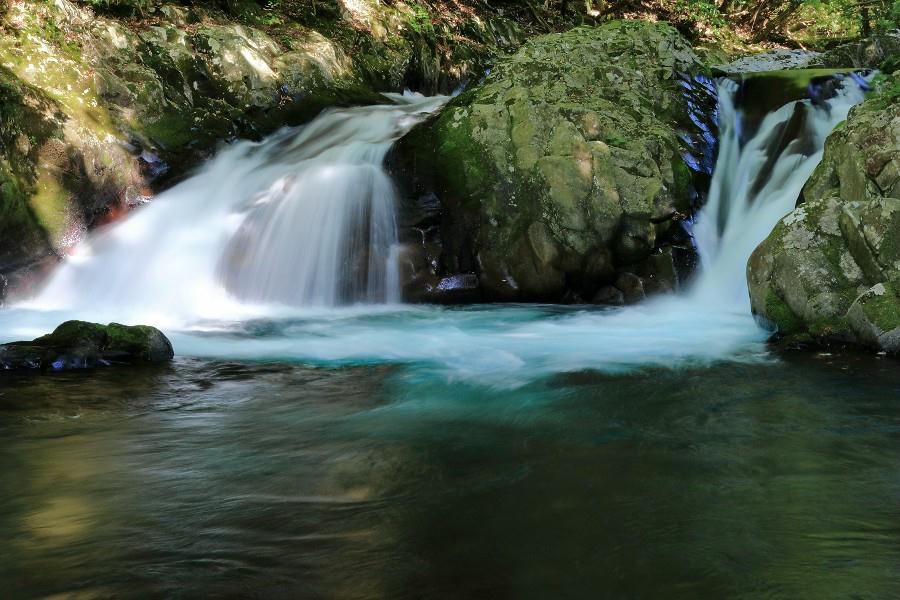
[0,0,896,317]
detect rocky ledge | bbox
[0,320,174,371]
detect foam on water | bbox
[0,77,870,383]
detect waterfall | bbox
[28,93,447,322]
[0,73,873,379]
[690,74,869,307]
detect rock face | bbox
[0,0,526,293]
[393,21,708,303]
[747,89,900,352]
[713,49,823,73]
[0,320,174,371]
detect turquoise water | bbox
[0,302,772,386]
[2,312,900,598]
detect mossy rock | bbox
[820,34,900,69]
[0,320,174,371]
[847,282,900,351]
[394,20,706,302]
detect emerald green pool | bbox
[2,336,899,599]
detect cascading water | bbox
[27,93,448,322]
[0,74,872,382]
[691,73,869,306]
[693,75,866,304]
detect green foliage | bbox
[882,53,900,73]
[406,2,435,35]
[671,0,726,27]
[66,0,899,45]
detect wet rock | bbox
[713,49,823,73]
[0,321,174,371]
[592,285,625,306]
[0,0,528,293]
[615,272,646,305]
[634,248,679,295]
[416,273,482,304]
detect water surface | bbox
[3,349,900,599]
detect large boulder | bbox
[393,21,709,303]
[0,320,174,371]
[747,86,900,352]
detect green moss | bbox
[405,2,435,35]
[672,154,692,200]
[434,111,491,206]
[765,288,805,335]
[10,319,173,367]
[30,170,71,236]
[143,114,197,150]
[106,323,162,359]
[35,320,107,347]
[808,315,851,339]
[0,66,67,261]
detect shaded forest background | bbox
[73,0,899,46]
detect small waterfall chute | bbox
[690,73,869,308]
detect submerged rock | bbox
[394,21,707,303]
[748,86,900,353]
[0,321,174,371]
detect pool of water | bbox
[2,335,900,598]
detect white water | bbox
[0,76,870,383]
[26,92,448,323]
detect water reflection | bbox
[2,355,900,598]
